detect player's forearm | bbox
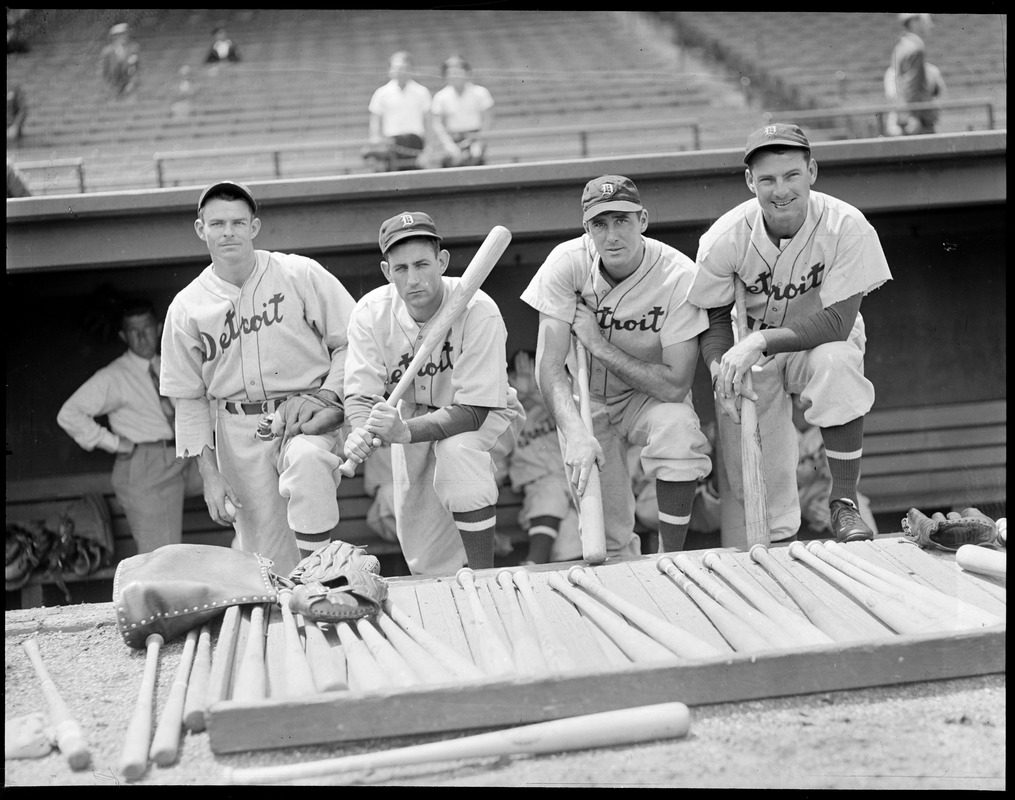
[539,364,586,443]
[583,336,692,403]
[405,404,490,442]
[761,294,862,355]
[56,402,119,454]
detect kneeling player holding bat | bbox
[521,175,713,555]
[341,213,524,575]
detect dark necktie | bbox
[148,360,176,429]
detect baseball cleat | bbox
[829,497,874,543]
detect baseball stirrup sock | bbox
[656,479,697,553]
[455,506,497,569]
[296,530,332,560]
[820,418,864,504]
[526,516,561,564]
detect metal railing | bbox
[12,158,86,194]
[763,97,996,138]
[151,117,703,188]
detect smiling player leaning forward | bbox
[688,124,893,547]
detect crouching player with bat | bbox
[689,124,893,547]
[520,175,713,556]
[341,213,524,575]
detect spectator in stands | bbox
[7,9,30,54]
[6,157,30,197]
[504,350,582,565]
[885,13,944,135]
[205,26,241,66]
[57,298,203,554]
[362,51,432,172]
[98,22,140,99]
[7,81,27,145]
[430,55,495,168]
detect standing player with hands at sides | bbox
[689,124,892,547]
[160,181,357,574]
[342,212,524,576]
[521,175,713,556]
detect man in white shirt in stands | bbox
[57,298,202,554]
[363,50,432,172]
[430,55,495,167]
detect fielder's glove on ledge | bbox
[284,540,387,623]
[902,507,998,551]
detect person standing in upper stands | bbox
[205,26,241,65]
[98,22,140,99]
[362,51,432,172]
[885,13,944,136]
[430,55,495,168]
[57,298,203,554]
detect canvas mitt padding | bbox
[113,544,277,649]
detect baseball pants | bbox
[215,407,344,575]
[391,402,515,576]
[110,441,203,553]
[578,392,712,556]
[715,317,875,546]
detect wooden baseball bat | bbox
[375,611,456,685]
[494,569,550,675]
[355,617,422,688]
[734,274,770,550]
[546,571,679,664]
[150,626,199,766]
[21,638,91,770]
[510,570,578,675]
[566,566,723,660]
[225,701,691,785]
[119,632,163,781]
[334,621,389,693]
[700,551,834,647]
[456,567,516,677]
[671,553,794,648]
[823,541,1003,628]
[803,541,981,633]
[956,544,1006,580]
[302,619,348,692]
[206,605,241,707]
[385,601,486,681]
[748,544,872,643]
[657,556,772,652]
[788,541,960,636]
[230,604,267,701]
[278,589,319,697]
[183,623,212,732]
[340,225,513,477]
[572,337,607,564]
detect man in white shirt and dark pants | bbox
[57,298,202,554]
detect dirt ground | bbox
[4,598,1005,789]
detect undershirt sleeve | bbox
[406,404,490,442]
[763,293,862,355]
[699,303,735,369]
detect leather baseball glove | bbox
[256,390,344,441]
[285,539,386,622]
[902,507,998,551]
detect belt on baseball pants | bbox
[222,398,287,415]
[136,439,175,447]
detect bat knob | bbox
[748,543,767,559]
[701,551,718,570]
[656,556,674,573]
[806,540,824,553]
[566,565,585,584]
[455,567,474,588]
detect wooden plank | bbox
[862,425,1004,456]
[861,445,1007,476]
[861,466,1006,501]
[864,400,1006,433]
[205,624,1006,753]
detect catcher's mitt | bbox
[287,539,380,584]
[255,391,344,441]
[289,571,389,622]
[902,507,998,551]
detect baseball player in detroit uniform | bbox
[343,212,524,576]
[690,124,893,546]
[160,181,356,574]
[521,175,713,555]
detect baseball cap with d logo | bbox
[581,175,643,223]
[378,211,443,253]
[743,123,810,164]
